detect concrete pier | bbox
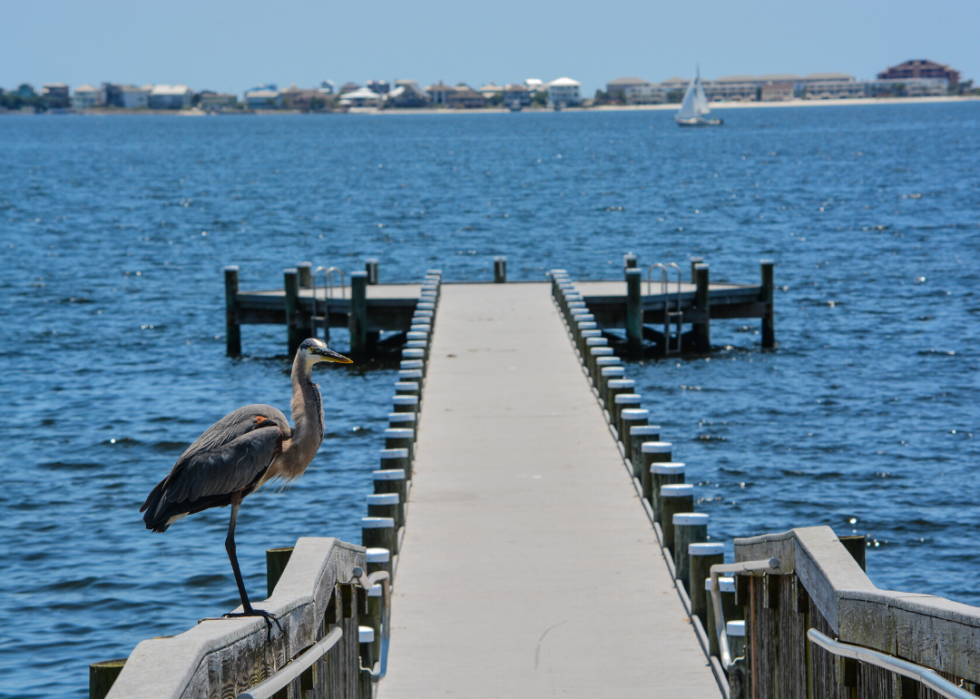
[383,283,718,697]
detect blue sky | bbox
[3,0,978,95]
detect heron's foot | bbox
[222,608,284,642]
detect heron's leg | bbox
[221,491,283,640]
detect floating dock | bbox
[383,282,719,696]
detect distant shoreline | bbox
[7,95,978,117]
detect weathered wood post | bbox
[705,575,734,658]
[727,621,747,699]
[629,425,660,477]
[389,413,417,440]
[395,381,420,398]
[694,263,710,352]
[589,347,614,380]
[594,356,621,389]
[624,252,638,277]
[373,467,407,527]
[224,266,241,356]
[349,270,368,358]
[284,267,302,356]
[393,394,420,415]
[672,513,709,591]
[690,542,725,628]
[600,366,626,405]
[690,256,704,283]
[359,625,375,676]
[619,408,649,461]
[626,267,643,359]
[266,546,294,597]
[659,484,694,556]
[493,256,507,283]
[367,493,399,526]
[297,261,312,288]
[612,393,642,438]
[761,259,774,349]
[367,584,383,661]
[641,442,674,507]
[384,429,415,477]
[362,517,397,555]
[366,258,379,285]
[839,534,867,571]
[606,380,635,425]
[365,547,391,580]
[90,660,127,699]
[651,462,685,520]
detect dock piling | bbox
[223,266,241,357]
[373,467,407,527]
[694,264,711,352]
[659,484,694,556]
[641,443,674,507]
[629,425,660,477]
[284,268,303,356]
[494,256,507,283]
[624,253,638,277]
[349,271,368,358]
[265,546,294,597]
[672,513,709,590]
[362,517,397,555]
[689,257,704,283]
[90,660,127,699]
[761,259,775,348]
[690,542,725,625]
[366,258,379,285]
[297,261,312,288]
[626,268,643,359]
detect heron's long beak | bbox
[313,346,353,364]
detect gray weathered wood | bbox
[90,659,127,699]
[760,260,774,348]
[349,271,368,358]
[672,514,709,591]
[106,538,364,699]
[493,256,507,283]
[626,268,643,359]
[694,264,710,352]
[266,547,294,598]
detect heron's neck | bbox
[278,357,325,479]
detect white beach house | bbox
[72,84,101,109]
[547,77,581,107]
[149,85,194,109]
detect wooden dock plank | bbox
[383,283,719,697]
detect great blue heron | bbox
[141,338,352,633]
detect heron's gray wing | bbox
[165,424,283,503]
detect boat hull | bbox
[675,116,724,127]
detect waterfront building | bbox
[339,87,382,108]
[319,80,336,95]
[547,77,581,107]
[446,86,486,109]
[503,84,530,108]
[761,81,794,102]
[245,89,282,109]
[388,81,430,108]
[338,82,361,95]
[280,85,328,110]
[606,77,651,100]
[367,80,390,95]
[878,59,959,90]
[41,83,70,103]
[803,79,865,99]
[71,84,100,109]
[525,78,544,93]
[149,85,193,109]
[660,77,689,99]
[873,78,949,97]
[119,85,149,109]
[623,83,665,105]
[197,92,238,110]
[424,81,453,105]
[478,82,504,99]
[15,83,36,97]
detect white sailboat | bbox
[675,67,723,127]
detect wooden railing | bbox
[102,537,371,699]
[730,526,980,699]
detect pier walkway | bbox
[384,282,718,697]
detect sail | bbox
[676,77,698,120]
[694,76,711,117]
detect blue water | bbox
[1,104,978,697]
